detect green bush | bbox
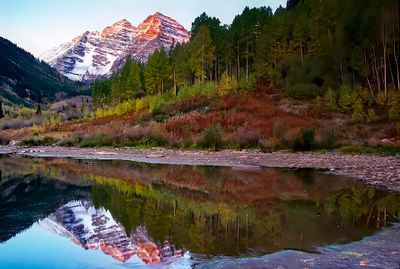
[387,90,400,106]
[340,145,400,156]
[389,102,400,121]
[361,88,374,107]
[178,82,217,100]
[318,126,337,149]
[376,92,387,106]
[338,84,354,111]
[198,124,223,150]
[324,88,337,111]
[218,73,239,95]
[259,137,280,152]
[273,120,288,140]
[79,133,114,147]
[0,133,11,145]
[294,127,316,151]
[367,108,377,122]
[255,65,281,87]
[352,100,366,123]
[93,82,217,120]
[286,83,319,99]
[148,95,172,114]
[239,74,256,92]
[20,136,57,146]
[337,84,374,112]
[397,123,400,138]
[44,114,62,130]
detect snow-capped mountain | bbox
[40,13,190,81]
[38,200,184,263]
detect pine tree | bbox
[170,43,191,92]
[145,49,171,95]
[126,62,143,98]
[324,88,337,111]
[0,100,4,119]
[286,0,301,10]
[145,50,161,95]
[36,104,41,115]
[92,80,101,106]
[189,25,215,83]
[111,75,121,104]
[118,57,132,101]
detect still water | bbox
[0,155,399,268]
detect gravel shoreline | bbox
[199,224,400,268]
[1,145,399,192]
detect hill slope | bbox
[0,37,85,106]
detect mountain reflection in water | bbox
[0,156,399,268]
[38,200,183,263]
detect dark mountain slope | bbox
[0,37,85,105]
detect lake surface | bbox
[0,155,399,268]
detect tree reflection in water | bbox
[0,156,399,263]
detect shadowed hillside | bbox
[0,37,86,106]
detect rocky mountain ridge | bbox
[40,12,190,82]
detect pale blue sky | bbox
[0,0,286,57]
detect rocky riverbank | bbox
[198,224,400,269]
[1,145,399,192]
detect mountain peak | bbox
[138,12,190,42]
[101,19,137,38]
[41,13,190,81]
[152,11,167,18]
[146,12,179,23]
[112,18,134,27]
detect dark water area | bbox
[0,155,399,268]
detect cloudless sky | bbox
[0,0,286,57]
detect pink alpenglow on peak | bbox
[101,19,137,38]
[40,13,190,82]
[137,12,190,44]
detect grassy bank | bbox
[1,84,398,156]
